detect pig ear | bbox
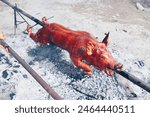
[87,41,95,55]
[102,32,109,46]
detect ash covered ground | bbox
[0,0,150,100]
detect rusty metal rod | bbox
[0,39,62,100]
[116,70,150,93]
[0,0,43,26]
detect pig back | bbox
[48,23,90,51]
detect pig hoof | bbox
[115,63,123,71]
[84,71,92,75]
[27,25,32,33]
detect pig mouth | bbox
[105,63,123,76]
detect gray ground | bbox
[0,0,150,100]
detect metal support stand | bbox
[13,3,30,35]
[14,3,17,34]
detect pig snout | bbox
[114,63,123,71]
[106,63,123,76]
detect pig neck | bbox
[80,40,98,65]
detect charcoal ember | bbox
[2,70,9,79]
[13,65,20,68]
[9,92,16,100]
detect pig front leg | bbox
[27,25,39,43]
[70,55,92,75]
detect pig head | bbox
[70,32,123,76]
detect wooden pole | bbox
[0,39,62,100]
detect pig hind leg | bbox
[70,55,92,75]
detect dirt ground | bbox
[73,0,150,30]
[0,0,150,100]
